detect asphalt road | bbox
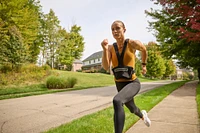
[0,80,178,133]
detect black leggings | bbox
[113,78,143,133]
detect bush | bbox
[20,64,42,73]
[46,76,77,89]
[0,64,51,86]
[0,64,12,73]
[42,65,51,71]
[76,69,82,72]
[66,77,77,88]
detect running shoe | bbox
[141,110,151,127]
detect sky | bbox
[39,0,161,60]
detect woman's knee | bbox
[113,96,122,106]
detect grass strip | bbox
[197,83,200,118]
[44,81,187,133]
[0,71,157,100]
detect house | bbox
[58,59,83,71]
[175,68,183,79]
[82,51,103,72]
[175,68,194,80]
[72,59,83,72]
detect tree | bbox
[56,25,84,70]
[38,13,49,66]
[145,42,166,79]
[0,0,41,68]
[27,0,43,63]
[146,0,200,80]
[146,49,166,78]
[163,59,176,78]
[55,28,70,69]
[0,25,25,69]
[157,0,200,42]
[43,9,60,68]
[69,25,85,60]
[135,57,142,77]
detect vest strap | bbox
[113,39,129,67]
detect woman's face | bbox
[111,22,126,40]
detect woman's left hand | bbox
[142,65,147,75]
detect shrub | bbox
[188,74,194,80]
[46,76,77,89]
[0,64,12,73]
[0,64,51,86]
[66,77,77,88]
[20,64,42,73]
[46,76,66,89]
[42,65,51,71]
[76,69,82,72]
[0,74,8,85]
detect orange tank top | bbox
[111,41,137,82]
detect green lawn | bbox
[44,81,188,133]
[0,70,157,100]
[197,83,200,118]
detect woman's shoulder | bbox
[128,39,142,45]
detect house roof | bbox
[82,51,103,62]
[73,59,83,64]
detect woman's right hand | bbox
[101,39,109,50]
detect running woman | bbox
[101,20,151,133]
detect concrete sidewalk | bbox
[126,81,200,133]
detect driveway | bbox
[0,80,178,133]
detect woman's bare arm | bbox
[101,39,112,71]
[129,39,148,74]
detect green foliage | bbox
[43,9,61,68]
[182,71,194,80]
[193,69,199,80]
[0,25,25,68]
[146,1,200,69]
[146,43,166,78]
[144,42,177,79]
[41,64,51,71]
[163,59,176,78]
[46,76,77,89]
[0,0,42,68]
[0,64,12,73]
[0,64,50,86]
[46,76,68,89]
[66,77,77,88]
[0,0,85,71]
[135,57,142,77]
[56,25,84,70]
